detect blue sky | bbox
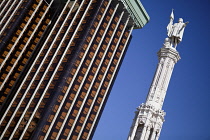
[93,0,210,140]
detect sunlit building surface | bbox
[0,0,149,139]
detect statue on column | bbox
[166,9,189,48]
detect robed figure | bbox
[167,10,188,48]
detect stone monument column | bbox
[127,10,188,140]
[145,46,180,110]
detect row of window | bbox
[56,4,124,137]
[40,0,106,135]
[35,0,119,139]
[0,1,50,97]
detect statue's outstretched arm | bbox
[179,21,189,32]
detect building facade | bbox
[0,0,149,139]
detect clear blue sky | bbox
[93,0,210,140]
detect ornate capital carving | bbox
[157,47,181,63]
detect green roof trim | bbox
[121,0,150,28]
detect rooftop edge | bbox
[120,0,150,29]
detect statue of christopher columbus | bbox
[166,9,189,48]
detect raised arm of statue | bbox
[167,9,174,37]
[179,21,189,33]
[167,20,173,37]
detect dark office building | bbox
[0,0,149,139]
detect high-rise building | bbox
[127,11,188,140]
[0,0,149,139]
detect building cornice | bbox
[120,0,150,28]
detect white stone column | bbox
[127,47,179,140]
[150,129,157,140]
[155,130,161,140]
[144,126,151,140]
[130,119,140,139]
[146,47,180,111]
[128,109,141,140]
[140,126,148,140]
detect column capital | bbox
[137,104,165,123]
[157,47,181,63]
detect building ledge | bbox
[120,0,150,29]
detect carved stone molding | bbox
[157,47,180,63]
